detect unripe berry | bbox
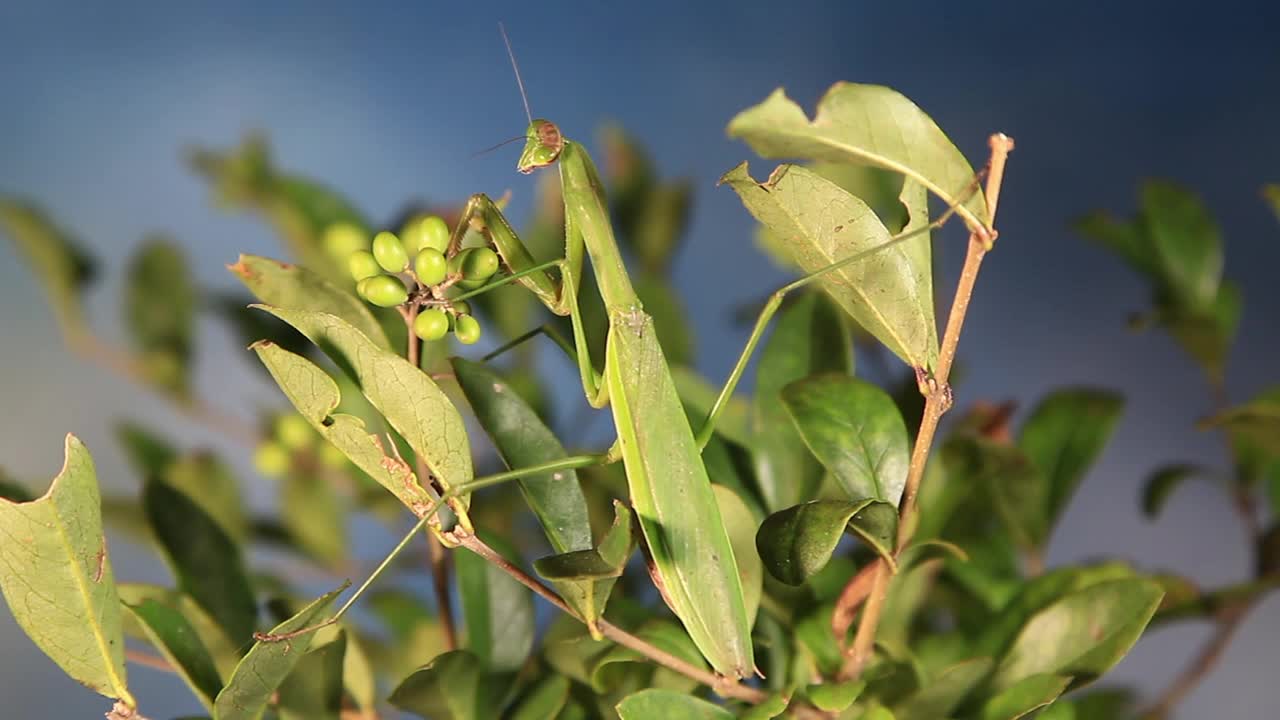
[414,308,450,341]
[372,231,409,272]
[461,247,500,281]
[361,275,409,307]
[324,223,369,259]
[414,248,448,286]
[453,314,482,345]
[418,215,451,253]
[253,442,291,479]
[450,299,472,317]
[275,414,314,451]
[348,250,381,282]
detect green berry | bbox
[414,248,448,286]
[356,277,375,300]
[253,442,291,479]
[460,246,500,281]
[418,215,451,253]
[348,250,381,282]
[324,222,369,259]
[275,414,313,451]
[414,308,450,341]
[454,314,482,344]
[372,231,409,272]
[318,442,347,469]
[449,299,472,316]
[361,275,409,307]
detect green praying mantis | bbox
[253,36,992,685]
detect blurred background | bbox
[2,1,1278,717]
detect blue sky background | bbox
[2,1,1279,717]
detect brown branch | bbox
[839,134,1015,681]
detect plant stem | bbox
[840,134,1015,681]
[405,305,460,652]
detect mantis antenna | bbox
[499,22,533,124]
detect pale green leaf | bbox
[277,630,346,720]
[0,435,131,703]
[213,584,346,720]
[727,83,988,229]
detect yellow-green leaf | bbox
[0,435,131,704]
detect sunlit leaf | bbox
[727,83,988,229]
[456,531,534,672]
[0,197,96,337]
[756,499,896,585]
[255,307,472,502]
[451,358,592,553]
[616,689,734,720]
[0,436,131,703]
[534,500,635,637]
[783,373,909,505]
[213,584,345,720]
[123,599,222,712]
[751,292,852,511]
[722,163,936,369]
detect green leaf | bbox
[118,584,240,678]
[635,273,695,365]
[0,469,34,502]
[231,254,391,351]
[280,470,347,566]
[0,435,131,703]
[808,678,866,712]
[751,292,852,511]
[672,365,752,448]
[254,307,473,500]
[1142,181,1222,311]
[510,675,571,720]
[1074,211,1158,279]
[164,452,249,544]
[213,584,345,720]
[713,485,763,626]
[1160,281,1241,384]
[451,357,592,553]
[253,342,437,514]
[946,436,1047,552]
[991,579,1163,691]
[123,599,223,712]
[755,499,896,585]
[143,479,257,645]
[340,631,377,716]
[1203,386,1280,456]
[534,500,635,637]
[0,197,96,337]
[124,237,196,397]
[727,83,989,229]
[456,532,534,672]
[979,674,1071,720]
[1141,464,1209,518]
[782,373,910,505]
[615,689,734,720]
[592,620,707,694]
[891,657,990,720]
[115,422,178,480]
[740,694,790,719]
[722,163,936,369]
[277,630,346,720]
[388,650,499,720]
[1018,388,1124,533]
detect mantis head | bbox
[518,119,564,173]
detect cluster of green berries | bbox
[253,413,346,479]
[338,215,501,345]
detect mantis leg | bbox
[695,208,969,449]
[255,452,617,643]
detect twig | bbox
[452,531,831,719]
[840,134,1015,681]
[105,700,153,720]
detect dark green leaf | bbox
[388,650,498,720]
[209,291,313,372]
[1142,181,1222,311]
[123,599,223,712]
[277,630,346,720]
[456,532,534,672]
[727,83,989,228]
[1258,522,1280,577]
[1074,211,1158,280]
[451,357,592,553]
[892,657,990,720]
[990,579,1163,691]
[535,500,635,636]
[0,468,34,502]
[0,197,96,337]
[1018,388,1124,532]
[783,373,909,505]
[164,452,249,544]
[0,436,131,702]
[143,479,257,645]
[756,499,896,585]
[752,292,852,511]
[124,237,195,397]
[118,584,240,678]
[1141,464,1209,518]
[615,689,734,720]
[979,674,1071,720]
[213,584,345,720]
